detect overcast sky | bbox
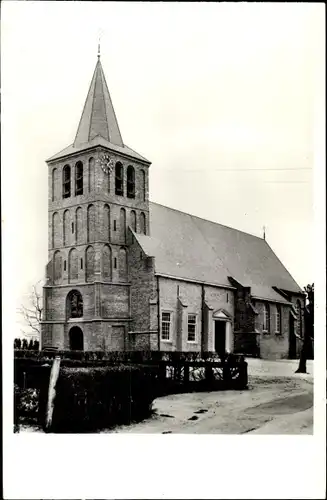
[2,2,323,338]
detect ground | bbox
[105,359,314,434]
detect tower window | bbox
[64,260,67,271]
[63,165,71,198]
[115,163,124,196]
[75,161,83,196]
[81,258,83,269]
[72,222,74,233]
[127,165,135,198]
[114,220,117,231]
[67,290,83,319]
[114,257,117,269]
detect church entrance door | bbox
[214,320,226,357]
[69,326,84,351]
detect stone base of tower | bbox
[40,320,133,351]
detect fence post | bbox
[44,356,61,432]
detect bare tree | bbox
[17,281,43,338]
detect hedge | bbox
[50,364,158,433]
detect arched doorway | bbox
[69,326,84,351]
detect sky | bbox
[2,2,323,338]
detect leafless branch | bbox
[17,281,43,337]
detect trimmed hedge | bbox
[50,364,158,433]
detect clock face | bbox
[97,154,115,174]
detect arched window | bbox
[66,290,83,319]
[68,248,79,282]
[88,157,95,193]
[75,161,83,196]
[120,208,126,243]
[69,326,84,351]
[141,170,146,201]
[102,245,112,280]
[76,207,83,244]
[85,245,95,282]
[263,303,270,332]
[63,209,71,246]
[115,162,124,196]
[295,300,302,337]
[52,212,60,248]
[52,168,58,202]
[87,204,96,242]
[119,247,128,282]
[103,204,110,241]
[63,165,71,198]
[53,250,62,284]
[276,305,281,334]
[140,212,146,235]
[130,210,136,232]
[127,165,135,198]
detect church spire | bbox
[74,53,123,148]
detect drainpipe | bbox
[157,276,161,351]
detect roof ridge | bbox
[149,201,264,241]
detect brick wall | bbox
[128,233,158,350]
[254,299,302,360]
[157,278,234,352]
[43,145,151,351]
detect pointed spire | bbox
[74,54,123,147]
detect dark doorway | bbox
[289,313,296,359]
[69,326,84,351]
[214,321,226,357]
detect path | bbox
[106,359,313,435]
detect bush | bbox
[50,364,158,433]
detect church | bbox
[40,50,305,360]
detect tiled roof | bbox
[133,202,302,303]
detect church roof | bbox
[47,56,150,164]
[134,202,302,304]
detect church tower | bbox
[41,49,151,351]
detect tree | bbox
[295,283,314,374]
[17,281,43,338]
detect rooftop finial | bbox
[97,35,101,59]
[263,225,266,240]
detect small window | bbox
[187,314,197,342]
[227,292,229,303]
[80,258,83,270]
[114,220,117,231]
[263,303,270,332]
[64,260,67,271]
[75,161,83,196]
[63,165,71,198]
[114,257,117,269]
[276,306,281,334]
[115,163,124,196]
[72,222,74,234]
[161,312,171,341]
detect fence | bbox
[14,350,248,430]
